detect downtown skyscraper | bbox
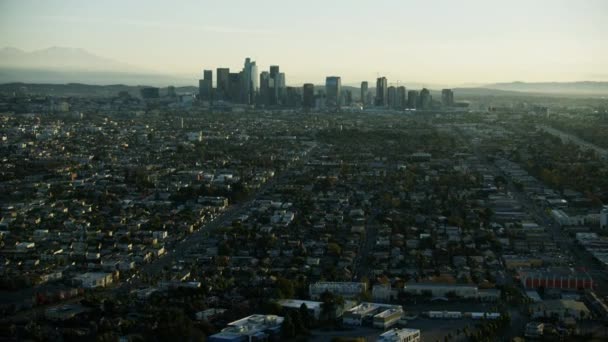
[216,68,230,101]
[199,69,213,102]
[375,77,388,107]
[360,81,369,106]
[241,58,258,105]
[325,76,342,108]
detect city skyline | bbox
[1,0,607,85]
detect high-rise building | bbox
[259,71,270,106]
[360,81,369,106]
[397,86,407,109]
[228,72,242,104]
[407,90,419,109]
[441,89,454,107]
[269,65,280,105]
[285,87,300,107]
[199,70,213,101]
[241,58,258,105]
[375,77,388,107]
[303,83,315,109]
[325,76,342,108]
[278,72,286,104]
[216,68,230,101]
[420,88,431,109]
[387,86,397,109]
[343,90,352,106]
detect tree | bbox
[300,303,312,329]
[320,290,344,325]
[282,314,296,339]
[327,242,342,256]
[276,277,295,299]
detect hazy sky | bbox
[1,0,607,85]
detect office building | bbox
[216,68,230,101]
[407,90,419,109]
[241,58,258,105]
[375,77,388,107]
[343,89,352,106]
[259,71,270,106]
[397,86,406,109]
[303,83,315,109]
[285,86,300,107]
[269,65,280,105]
[199,69,213,101]
[419,88,431,109]
[441,88,454,107]
[228,72,242,104]
[387,86,397,109]
[325,76,342,108]
[278,72,286,103]
[361,81,369,105]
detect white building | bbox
[342,302,403,327]
[373,307,404,329]
[378,328,421,342]
[343,303,379,325]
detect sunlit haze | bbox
[1,0,607,85]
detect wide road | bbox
[537,124,608,160]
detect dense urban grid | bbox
[0,58,608,342]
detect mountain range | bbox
[0,47,193,86]
[0,47,607,95]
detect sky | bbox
[1,0,607,86]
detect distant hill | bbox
[0,82,197,97]
[0,47,194,86]
[484,81,608,95]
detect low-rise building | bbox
[373,307,403,329]
[72,272,113,289]
[519,269,594,290]
[402,282,479,299]
[309,281,367,300]
[378,328,421,342]
[208,314,284,342]
[530,300,590,321]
